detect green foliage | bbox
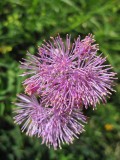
[0,0,120,159]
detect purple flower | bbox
[13,94,86,149]
[13,34,116,149]
[20,34,116,110]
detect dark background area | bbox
[0,0,120,160]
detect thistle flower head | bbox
[21,34,116,110]
[13,94,86,149]
[14,34,116,149]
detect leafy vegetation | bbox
[0,0,120,159]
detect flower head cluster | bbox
[13,34,116,149]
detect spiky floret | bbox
[13,94,49,136]
[42,109,86,149]
[20,34,116,110]
[13,94,86,149]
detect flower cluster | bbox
[13,34,116,149]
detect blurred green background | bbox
[0,0,120,160]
